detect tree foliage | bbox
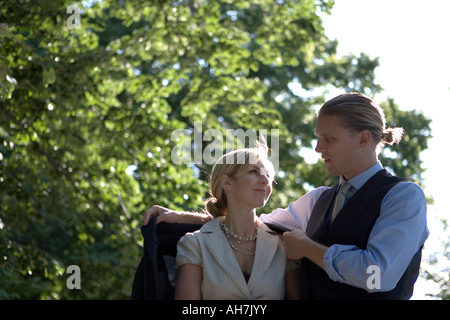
[0,0,432,299]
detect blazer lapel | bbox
[202,218,251,298]
[247,223,280,290]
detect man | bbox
[144,92,428,299]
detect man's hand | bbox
[143,205,182,225]
[282,229,328,270]
[282,229,309,260]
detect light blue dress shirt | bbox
[261,161,429,293]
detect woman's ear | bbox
[219,175,232,191]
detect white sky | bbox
[318,0,450,299]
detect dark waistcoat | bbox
[301,169,422,300]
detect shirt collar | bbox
[339,161,384,190]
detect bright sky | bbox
[317,0,450,299]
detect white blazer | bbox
[176,217,288,300]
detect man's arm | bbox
[260,186,329,231]
[143,205,212,225]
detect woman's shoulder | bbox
[179,217,221,243]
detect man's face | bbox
[314,115,363,180]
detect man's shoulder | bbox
[387,179,426,199]
[304,185,332,201]
[289,185,332,211]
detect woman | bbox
[174,142,300,300]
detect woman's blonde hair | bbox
[318,92,405,153]
[203,138,275,218]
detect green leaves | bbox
[42,67,56,85]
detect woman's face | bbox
[226,160,273,210]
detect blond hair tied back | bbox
[203,196,227,218]
[381,127,405,145]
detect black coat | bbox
[131,217,202,300]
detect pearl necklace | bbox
[220,222,258,256]
[220,222,258,241]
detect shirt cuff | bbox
[323,244,358,283]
